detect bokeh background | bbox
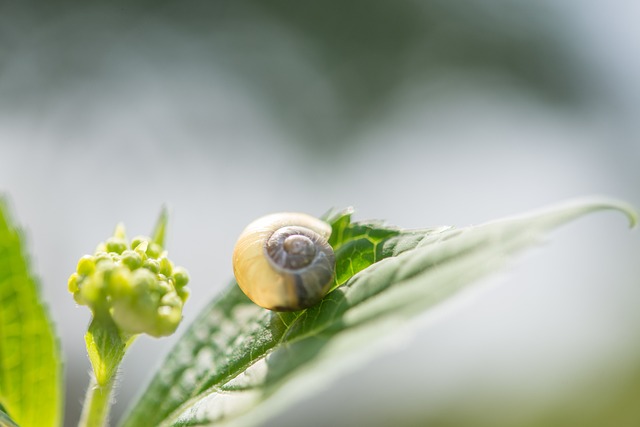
[1,1,639,426]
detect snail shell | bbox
[232,212,335,311]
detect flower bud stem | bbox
[79,314,134,427]
[79,374,115,427]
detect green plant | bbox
[0,196,636,427]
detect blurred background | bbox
[1,1,639,426]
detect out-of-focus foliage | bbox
[0,0,589,147]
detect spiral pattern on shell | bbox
[232,213,335,311]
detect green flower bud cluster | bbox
[68,224,190,338]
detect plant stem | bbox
[79,375,115,427]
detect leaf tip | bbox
[152,206,170,248]
[626,210,638,229]
[322,206,355,223]
[598,197,638,229]
[544,196,639,229]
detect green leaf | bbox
[0,199,62,427]
[120,197,636,427]
[85,314,132,387]
[0,403,20,427]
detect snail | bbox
[232,212,336,311]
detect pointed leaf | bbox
[120,197,636,427]
[85,314,131,386]
[0,199,62,427]
[152,207,169,249]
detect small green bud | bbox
[131,235,149,250]
[72,291,85,306]
[160,292,182,308]
[68,272,79,293]
[131,269,156,291]
[157,279,172,295]
[110,301,153,335]
[95,258,115,274]
[153,305,182,337]
[177,286,190,303]
[146,242,162,259]
[76,255,95,276]
[159,256,173,277]
[133,242,149,260]
[107,267,133,298]
[79,276,103,307]
[121,250,143,270]
[106,237,127,255]
[144,259,160,274]
[173,267,189,288]
[94,252,112,265]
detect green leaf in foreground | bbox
[0,199,62,427]
[0,403,20,427]
[120,198,637,427]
